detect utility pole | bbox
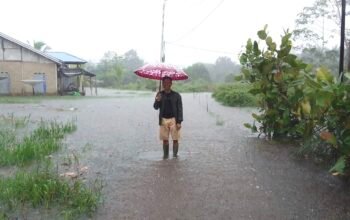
[160,0,167,63]
[339,0,346,82]
[159,0,167,91]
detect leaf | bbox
[258,30,267,40]
[246,39,253,51]
[300,99,311,115]
[244,123,252,129]
[305,64,313,73]
[252,113,261,120]
[315,92,333,108]
[305,75,322,89]
[277,45,291,58]
[316,67,334,83]
[284,54,297,67]
[329,156,346,174]
[320,131,337,146]
[266,37,276,51]
[253,41,261,56]
[281,33,292,46]
[240,53,248,64]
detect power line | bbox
[168,0,225,43]
[166,41,236,55]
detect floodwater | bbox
[0,88,349,219]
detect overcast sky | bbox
[1,0,318,67]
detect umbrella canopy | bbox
[134,63,189,80]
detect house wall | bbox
[0,37,58,95]
[0,61,57,95]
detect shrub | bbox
[212,83,257,107]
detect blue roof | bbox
[46,52,87,64]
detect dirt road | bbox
[1,89,349,219]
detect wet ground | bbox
[1,88,350,219]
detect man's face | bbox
[162,78,172,90]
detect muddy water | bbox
[0,89,349,219]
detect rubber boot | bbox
[173,143,179,157]
[163,144,169,159]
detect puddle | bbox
[137,150,199,161]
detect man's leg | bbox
[173,140,178,157]
[160,119,170,159]
[163,140,169,159]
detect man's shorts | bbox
[159,117,180,141]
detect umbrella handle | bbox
[158,80,162,92]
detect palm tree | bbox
[27,40,51,52]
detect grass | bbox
[0,95,109,104]
[0,119,77,166]
[0,164,102,219]
[0,115,102,219]
[0,113,30,129]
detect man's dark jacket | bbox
[153,90,183,126]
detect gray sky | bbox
[1,0,317,67]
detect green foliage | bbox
[0,116,102,219]
[87,50,241,92]
[0,119,76,166]
[173,79,214,93]
[294,0,350,49]
[239,26,310,138]
[212,83,258,107]
[298,47,339,76]
[209,57,241,82]
[239,26,350,175]
[90,50,144,88]
[0,165,102,219]
[184,63,211,82]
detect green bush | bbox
[212,83,258,107]
[239,25,350,175]
[173,80,214,93]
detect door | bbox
[0,72,10,95]
[33,73,46,95]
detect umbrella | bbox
[134,63,189,91]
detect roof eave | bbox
[0,32,62,65]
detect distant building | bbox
[0,32,95,95]
[47,52,96,95]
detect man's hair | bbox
[162,76,172,82]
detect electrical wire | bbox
[166,41,235,55]
[168,0,225,43]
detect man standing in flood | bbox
[153,76,183,159]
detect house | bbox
[47,52,96,95]
[0,32,95,95]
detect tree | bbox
[294,0,350,50]
[184,63,211,82]
[298,47,339,74]
[119,50,144,84]
[294,0,350,74]
[28,40,51,51]
[213,56,240,82]
[94,51,124,87]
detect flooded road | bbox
[1,89,349,219]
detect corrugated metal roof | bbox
[46,52,87,64]
[0,32,61,64]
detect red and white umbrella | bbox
[134,63,189,91]
[134,63,189,80]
